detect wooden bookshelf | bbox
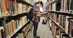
[48,17,64,31]
[10,0,33,7]
[0,0,33,19]
[46,10,73,16]
[0,0,34,38]
[4,12,28,18]
[24,24,32,38]
[6,20,30,38]
[48,16,72,38]
[11,12,28,16]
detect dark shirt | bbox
[27,7,40,23]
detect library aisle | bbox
[30,17,53,38]
[37,17,53,38]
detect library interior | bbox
[0,0,73,38]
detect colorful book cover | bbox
[5,24,9,36]
[65,16,69,34]
[18,3,22,13]
[22,4,28,12]
[1,0,6,15]
[10,1,15,14]
[0,0,2,16]
[52,3,56,11]
[14,0,17,13]
[5,0,10,15]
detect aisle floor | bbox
[30,17,53,38]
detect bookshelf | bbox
[24,22,33,37]
[46,10,73,16]
[46,0,73,38]
[48,17,64,31]
[6,20,30,38]
[48,16,71,38]
[0,0,33,18]
[0,0,35,38]
[10,0,33,7]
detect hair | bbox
[35,1,43,7]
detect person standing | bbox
[27,1,43,38]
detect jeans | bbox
[33,21,38,37]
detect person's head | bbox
[35,1,43,7]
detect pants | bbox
[33,21,38,37]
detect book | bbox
[0,0,2,16]
[7,21,11,35]
[56,27,59,35]
[56,0,61,11]
[49,4,52,11]
[69,19,73,37]
[22,4,28,12]
[63,0,67,12]
[10,1,15,14]
[52,2,56,11]
[66,0,70,12]
[18,3,22,13]
[0,27,4,38]
[61,0,64,11]
[5,0,10,15]
[13,0,17,13]
[70,0,73,10]
[1,0,6,15]
[65,16,69,34]
[5,23,9,36]
[10,20,14,34]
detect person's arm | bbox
[27,8,33,21]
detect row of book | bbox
[48,0,73,12]
[48,17,73,38]
[24,0,48,6]
[47,0,73,38]
[0,0,31,16]
[5,16,27,38]
[14,21,33,38]
[0,0,36,38]
[14,31,31,38]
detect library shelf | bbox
[6,20,30,38]
[24,24,33,38]
[10,0,33,7]
[46,10,73,16]
[46,11,73,16]
[48,17,72,38]
[5,12,28,17]
[48,17,64,31]
[11,12,28,16]
[0,12,28,22]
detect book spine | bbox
[1,0,6,15]
[0,0,2,16]
[18,3,22,13]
